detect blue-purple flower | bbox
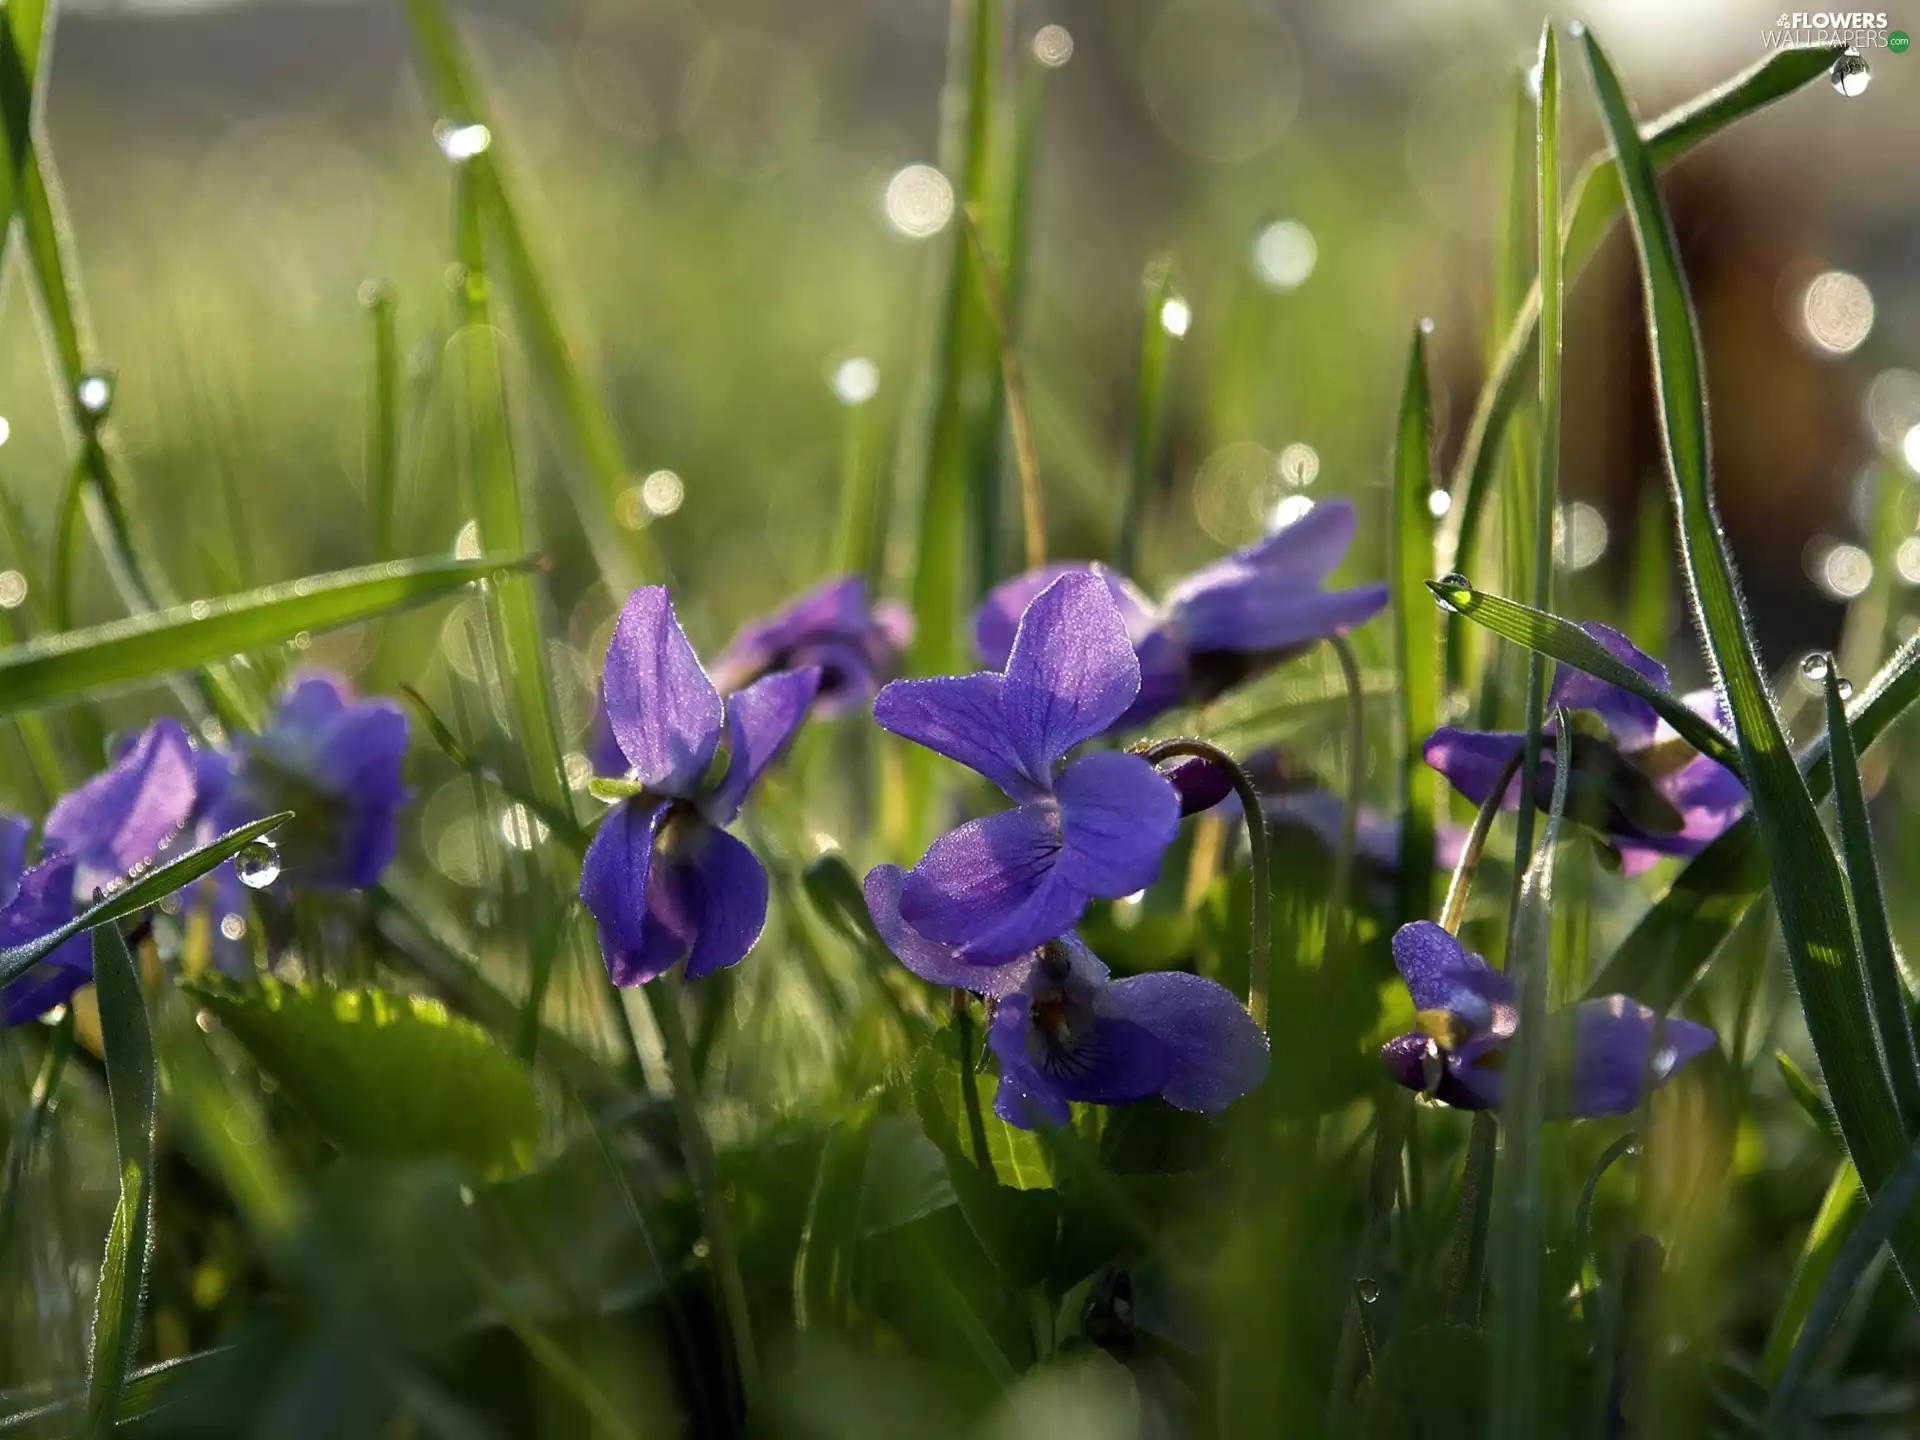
[974,499,1388,731]
[200,671,411,891]
[709,575,910,715]
[874,572,1180,966]
[866,865,1268,1128]
[1379,921,1715,1117]
[0,718,198,1024]
[1424,623,1747,874]
[580,586,820,985]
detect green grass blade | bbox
[1840,456,1904,681]
[1508,24,1562,905]
[0,1008,73,1261]
[1581,26,1920,1281]
[0,555,513,715]
[1489,716,1572,1439]
[363,280,402,561]
[469,1266,643,1440]
[0,814,287,989]
[831,376,887,588]
[1823,663,1920,1132]
[83,923,157,1439]
[1766,1135,1920,1426]
[1429,579,1740,773]
[400,0,655,591]
[1587,629,1920,1007]
[1115,260,1177,577]
[1435,43,1842,582]
[1625,485,1671,656]
[1762,1158,1860,1384]
[1390,325,1439,925]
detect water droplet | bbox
[236,839,281,890]
[1159,296,1192,338]
[1837,677,1855,700]
[1801,652,1833,682]
[76,372,113,418]
[1032,24,1074,67]
[829,356,879,406]
[1427,488,1452,518]
[691,1236,712,1260]
[1418,316,1436,336]
[1434,572,1471,614]
[0,570,26,610]
[358,277,395,310]
[433,119,493,161]
[1357,1277,1380,1304]
[1831,49,1871,97]
[219,912,248,941]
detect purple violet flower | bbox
[580,586,821,985]
[874,572,1180,966]
[1379,921,1715,1117]
[201,671,411,890]
[709,575,910,715]
[866,865,1269,1128]
[0,718,199,1024]
[1423,623,1747,874]
[974,499,1388,731]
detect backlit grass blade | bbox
[0,555,514,716]
[1762,1158,1860,1384]
[1489,716,1572,1439]
[0,814,287,989]
[1390,325,1439,924]
[1435,44,1842,582]
[448,159,579,1063]
[1766,1135,1920,1426]
[1428,578,1740,773]
[0,1008,73,1262]
[363,280,402,561]
[1823,664,1920,1132]
[1587,629,1920,1007]
[1115,259,1177,577]
[1840,456,1903,681]
[1582,26,1920,1283]
[1508,23,1562,905]
[401,0,655,591]
[83,923,157,1439]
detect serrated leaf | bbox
[0,556,516,715]
[194,977,539,1178]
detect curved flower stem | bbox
[1326,634,1367,955]
[650,974,761,1419]
[1136,737,1270,1033]
[1438,745,1526,936]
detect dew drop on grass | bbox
[237,839,281,890]
[1837,677,1854,700]
[433,119,493,161]
[1434,572,1471,613]
[75,371,113,417]
[1830,49,1871,98]
[1357,1277,1380,1304]
[1801,652,1833,682]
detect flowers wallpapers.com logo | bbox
[1765,9,1909,46]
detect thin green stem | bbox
[954,994,995,1178]
[650,974,760,1418]
[1136,737,1269,1032]
[1439,746,1526,936]
[1326,634,1365,956]
[1115,260,1175,577]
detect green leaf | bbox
[1823,664,1920,1132]
[84,923,157,1439]
[0,814,289,989]
[1582,24,1920,1284]
[0,555,515,715]
[910,1033,1053,1191]
[795,1100,879,1332]
[1761,1158,1861,1384]
[1427,578,1740,773]
[193,976,540,1178]
[1390,325,1439,925]
[1436,44,1843,585]
[1775,1050,1838,1137]
[1765,1135,1920,1427]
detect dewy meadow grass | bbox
[0,1,1911,1434]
